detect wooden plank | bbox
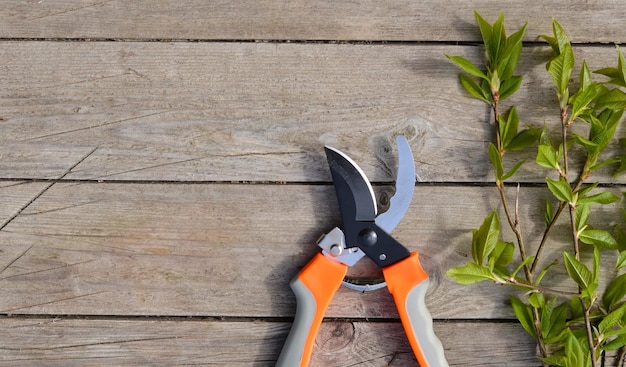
[1,1,625,43]
[0,183,620,318]
[0,182,50,227]
[0,317,540,366]
[2,42,626,183]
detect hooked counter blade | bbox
[375,135,416,233]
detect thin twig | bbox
[505,278,580,297]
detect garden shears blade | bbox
[276,136,449,367]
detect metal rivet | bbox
[330,244,342,256]
[379,254,387,261]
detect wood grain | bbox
[1,1,625,43]
[0,183,621,319]
[2,42,626,183]
[0,317,540,366]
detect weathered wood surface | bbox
[0,318,540,366]
[2,42,625,183]
[2,1,626,366]
[0,183,620,318]
[1,1,625,43]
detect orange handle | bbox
[276,253,347,367]
[382,252,449,367]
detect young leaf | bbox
[472,210,501,264]
[445,55,489,80]
[603,273,626,310]
[595,45,626,87]
[536,144,560,170]
[546,176,573,203]
[501,160,526,181]
[563,251,594,295]
[579,229,618,249]
[488,142,504,180]
[489,240,515,274]
[544,198,554,227]
[541,299,568,342]
[577,191,620,205]
[500,106,519,150]
[446,262,496,285]
[598,302,626,335]
[510,255,535,279]
[508,126,542,151]
[509,295,537,338]
[534,260,558,286]
[459,74,491,103]
[594,88,626,110]
[617,250,626,271]
[499,24,527,80]
[546,44,574,103]
[574,204,590,233]
[528,292,546,308]
[499,75,523,101]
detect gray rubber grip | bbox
[404,278,449,367]
[276,278,316,367]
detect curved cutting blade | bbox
[375,135,416,233]
[325,146,377,224]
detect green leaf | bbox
[603,335,626,351]
[617,250,626,271]
[579,59,592,89]
[541,299,568,342]
[603,273,626,310]
[508,127,541,151]
[546,176,573,203]
[488,142,504,180]
[559,328,591,367]
[579,229,618,249]
[499,75,523,101]
[574,204,590,233]
[599,302,626,335]
[502,160,525,181]
[534,261,558,287]
[500,106,519,150]
[544,198,554,227]
[563,251,594,296]
[577,191,620,205]
[536,144,560,170]
[446,262,496,285]
[499,24,527,80]
[472,210,501,264]
[508,256,534,279]
[475,11,494,59]
[569,82,603,121]
[459,74,491,103]
[595,45,626,87]
[528,292,546,308]
[446,55,489,80]
[547,45,575,102]
[489,240,514,274]
[509,295,537,338]
[594,88,626,110]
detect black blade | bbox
[325,145,410,267]
[325,146,377,223]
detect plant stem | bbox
[505,278,580,297]
[616,347,626,367]
[531,201,566,273]
[561,106,598,367]
[581,299,598,365]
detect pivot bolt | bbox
[358,228,378,247]
[329,244,342,256]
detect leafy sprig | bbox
[446,13,626,367]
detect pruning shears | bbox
[277,136,449,366]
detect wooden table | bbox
[1,2,625,366]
